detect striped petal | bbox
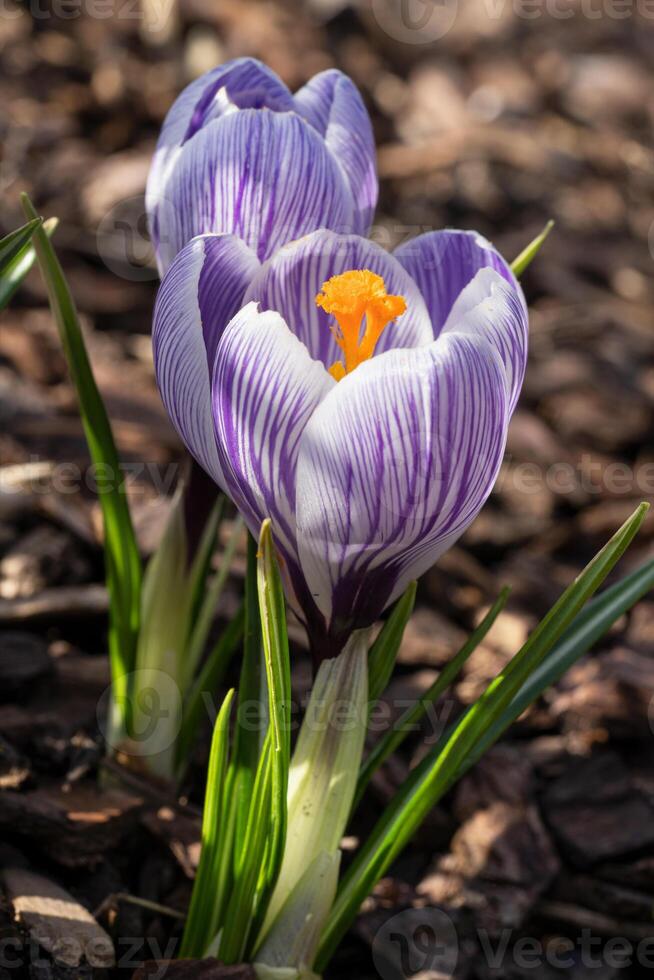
[146,58,294,268]
[294,70,378,235]
[211,302,335,574]
[393,229,518,327]
[394,230,528,413]
[179,58,294,143]
[153,109,355,273]
[244,230,433,371]
[441,267,528,414]
[295,330,508,638]
[153,234,260,484]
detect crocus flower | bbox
[153,228,528,658]
[146,58,377,275]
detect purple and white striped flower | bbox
[153,228,528,657]
[146,58,377,275]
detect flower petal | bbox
[394,230,528,412]
[393,229,519,330]
[153,234,260,484]
[146,58,294,267]
[244,229,433,371]
[293,70,378,234]
[295,332,508,635]
[211,302,334,569]
[152,109,355,273]
[442,267,528,414]
[180,58,294,144]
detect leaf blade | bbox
[316,502,649,970]
[511,220,554,277]
[255,520,292,911]
[464,553,654,771]
[176,605,245,771]
[354,586,510,810]
[0,218,59,312]
[20,194,142,732]
[367,583,417,706]
[179,688,235,958]
[0,218,42,274]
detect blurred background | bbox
[1,1,654,977]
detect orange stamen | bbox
[315,269,407,380]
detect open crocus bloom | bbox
[153,228,528,657]
[146,58,377,275]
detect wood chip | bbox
[544,753,654,866]
[141,807,202,879]
[0,585,108,624]
[0,783,144,866]
[3,867,115,967]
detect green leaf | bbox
[258,631,369,954]
[0,218,42,274]
[132,485,191,782]
[175,604,245,772]
[354,586,510,810]
[186,493,226,641]
[179,688,235,958]
[21,194,142,735]
[367,583,417,706]
[316,502,649,970]
[255,851,340,976]
[256,520,292,900]
[219,733,275,962]
[0,218,57,312]
[231,534,266,855]
[511,220,554,277]
[464,554,654,772]
[182,513,244,691]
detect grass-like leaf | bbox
[179,688,235,958]
[175,606,245,771]
[183,513,244,690]
[185,493,225,646]
[354,586,510,810]
[216,524,294,963]
[0,217,59,312]
[256,520,292,902]
[258,631,368,956]
[367,583,417,706]
[255,851,340,974]
[316,502,648,969]
[231,534,266,854]
[21,194,142,732]
[511,220,554,277]
[219,734,274,962]
[0,218,42,274]
[463,554,654,773]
